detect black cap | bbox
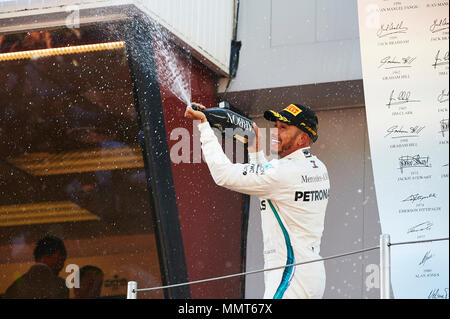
[264,104,319,143]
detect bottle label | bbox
[226,112,253,131]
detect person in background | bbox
[4,235,69,299]
[73,265,104,299]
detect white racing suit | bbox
[198,122,330,299]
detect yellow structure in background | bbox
[0,41,125,62]
[0,201,99,226]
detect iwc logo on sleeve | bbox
[302,148,312,158]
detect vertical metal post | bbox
[127,281,138,299]
[125,17,190,299]
[380,234,391,299]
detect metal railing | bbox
[127,234,449,299]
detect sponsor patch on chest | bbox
[294,189,329,201]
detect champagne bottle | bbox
[190,104,255,144]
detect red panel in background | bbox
[154,44,244,299]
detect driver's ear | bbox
[296,131,309,147]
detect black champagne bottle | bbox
[190,104,255,144]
